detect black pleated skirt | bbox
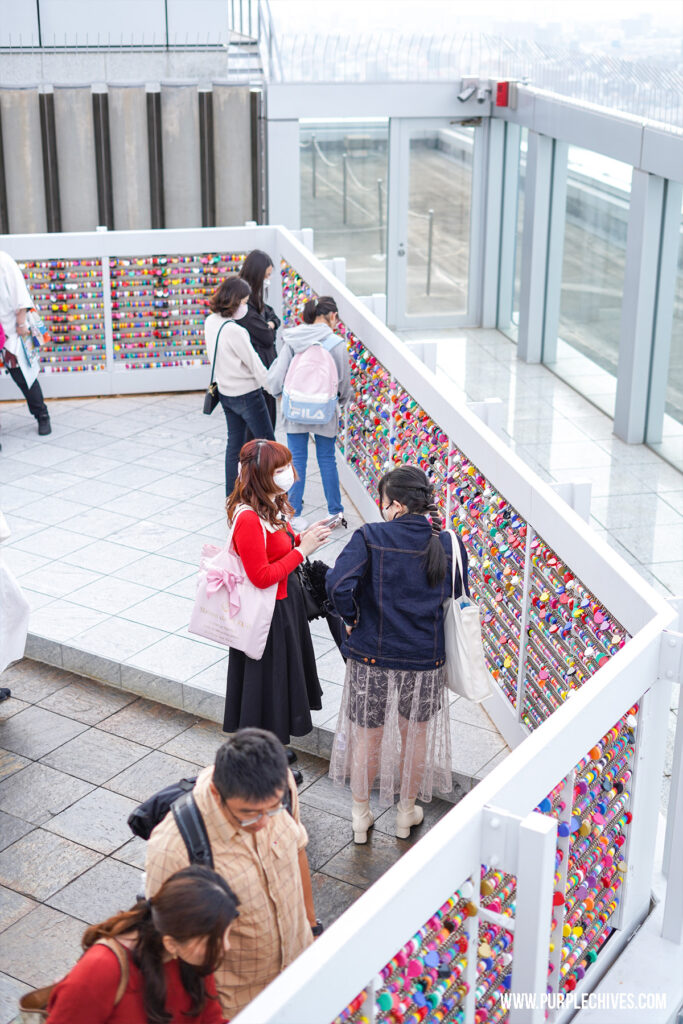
[223,570,323,744]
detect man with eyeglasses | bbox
[145,728,319,1019]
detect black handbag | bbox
[296,558,332,621]
[203,320,229,415]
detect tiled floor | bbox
[0,659,453,1024]
[0,387,510,788]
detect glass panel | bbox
[549,147,633,418]
[299,119,388,297]
[653,197,683,472]
[405,125,473,317]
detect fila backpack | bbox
[282,334,341,425]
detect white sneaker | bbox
[291,516,309,532]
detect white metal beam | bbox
[540,140,568,364]
[517,131,553,363]
[496,121,522,332]
[614,170,665,443]
[481,118,506,328]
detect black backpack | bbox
[127,775,294,868]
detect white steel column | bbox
[614,170,665,443]
[645,180,683,445]
[496,122,522,333]
[481,118,506,328]
[517,131,553,363]
[540,141,568,364]
[509,811,557,1024]
[266,119,301,228]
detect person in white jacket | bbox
[205,276,275,495]
[0,250,51,437]
[267,296,351,530]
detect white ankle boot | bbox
[351,799,374,844]
[396,799,424,839]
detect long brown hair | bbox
[82,866,239,1024]
[226,439,295,529]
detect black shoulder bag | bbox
[203,320,229,415]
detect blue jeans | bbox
[287,432,343,517]
[220,388,275,496]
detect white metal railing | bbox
[233,228,682,1024]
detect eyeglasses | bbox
[235,801,286,828]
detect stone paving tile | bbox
[0,905,86,989]
[0,811,34,854]
[111,835,148,870]
[0,886,38,933]
[320,829,414,890]
[290,751,330,793]
[40,728,152,786]
[0,697,28,723]
[0,762,93,826]
[0,750,30,785]
[310,872,364,926]
[0,662,71,704]
[299,804,355,872]
[104,749,202,803]
[0,706,88,760]
[37,678,136,726]
[43,789,139,855]
[160,720,226,767]
[96,697,197,747]
[47,858,142,925]
[0,830,102,902]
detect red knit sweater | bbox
[46,943,224,1024]
[232,510,303,600]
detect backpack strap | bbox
[172,791,214,868]
[94,938,130,1006]
[321,333,343,352]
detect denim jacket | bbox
[325,514,469,671]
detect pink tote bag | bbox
[189,507,277,660]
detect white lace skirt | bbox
[328,659,452,806]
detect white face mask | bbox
[233,302,249,320]
[273,465,295,493]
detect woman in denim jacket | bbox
[326,466,469,844]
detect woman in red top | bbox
[223,438,331,745]
[46,866,238,1024]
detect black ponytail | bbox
[378,465,448,587]
[303,295,338,324]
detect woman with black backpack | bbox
[266,296,351,532]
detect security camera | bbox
[457,84,476,102]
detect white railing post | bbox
[509,812,557,1024]
[662,697,683,943]
[515,526,534,723]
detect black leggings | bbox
[6,367,49,420]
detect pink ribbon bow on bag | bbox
[205,567,244,616]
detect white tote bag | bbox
[189,507,277,660]
[443,530,491,703]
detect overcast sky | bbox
[268,0,683,34]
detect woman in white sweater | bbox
[205,276,275,495]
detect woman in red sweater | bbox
[45,866,238,1024]
[223,438,332,746]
